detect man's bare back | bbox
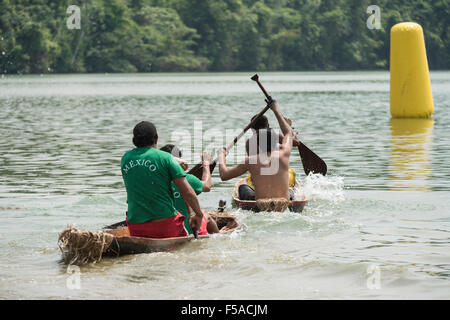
[219,101,295,200]
[248,150,290,200]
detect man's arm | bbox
[218,148,249,181]
[271,101,294,156]
[271,101,293,137]
[173,156,189,171]
[173,177,203,235]
[277,117,300,147]
[201,151,212,192]
[173,177,202,216]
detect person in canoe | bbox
[160,144,220,234]
[242,113,298,200]
[121,121,207,238]
[218,100,297,201]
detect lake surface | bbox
[0,72,449,299]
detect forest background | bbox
[1,0,449,73]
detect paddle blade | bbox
[298,143,327,176]
[187,163,203,179]
[209,161,217,175]
[187,161,217,180]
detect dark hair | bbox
[246,128,278,155]
[250,114,269,130]
[160,144,182,158]
[132,121,158,148]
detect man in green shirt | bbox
[160,144,219,235]
[121,121,204,238]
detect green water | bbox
[0,72,449,299]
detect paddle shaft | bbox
[251,74,327,176]
[225,103,272,153]
[187,103,272,179]
[251,75,272,103]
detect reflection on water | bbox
[389,118,434,191]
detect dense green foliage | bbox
[1,0,449,73]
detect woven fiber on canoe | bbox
[231,178,307,213]
[58,226,118,265]
[255,198,290,212]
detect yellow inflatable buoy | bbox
[390,22,434,118]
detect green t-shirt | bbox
[171,174,203,234]
[121,147,186,224]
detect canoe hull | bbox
[103,211,239,257]
[104,230,207,256]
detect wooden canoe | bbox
[231,178,307,213]
[103,211,239,257]
[103,227,207,256]
[58,211,240,265]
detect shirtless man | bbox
[242,113,297,201]
[218,101,295,200]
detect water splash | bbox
[296,173,345,202]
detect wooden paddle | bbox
[187,102,272,179]
[251,74,327,176]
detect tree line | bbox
[1,0,449,74]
